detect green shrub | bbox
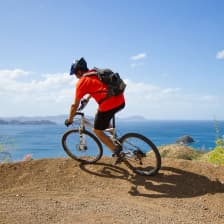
[0,136,14,163]
[0,143,10,163]
[206,119,224,165]
[176,150,203,160]
[207,137,224,165]
[215,138,224,148]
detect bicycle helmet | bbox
[70,57,88,75]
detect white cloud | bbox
[120,79,223,120]
[0,69,223,119]
[216,49,224,59]
[0,70,74,96]
[0,69,75,116]
[0,69,30,79]
[124,79,181,103]
[130,53,147,61]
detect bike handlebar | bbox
[75,112,84,116]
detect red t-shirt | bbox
[75,70,125,112]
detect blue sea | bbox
[0,120,224,161]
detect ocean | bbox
[0,120,224,161]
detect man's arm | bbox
[85,94,91,102]
[68,98,80,123]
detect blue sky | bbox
[0,0,224,120]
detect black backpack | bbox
[83,68,126,103]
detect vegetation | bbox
[0,136,13,163]
[207,137,224,165]
[0,144,11,163]
[158,144,205,161]
[205,119,224,165]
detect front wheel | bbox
[62,129,103,164]
[119,133,161,176]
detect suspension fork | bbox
[78,116,87,148]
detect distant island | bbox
[117,115,148,122]
[0,115,148,124]
[0,119,56,125]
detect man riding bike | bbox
[65,57,125,159]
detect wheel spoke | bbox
[120,133,161,176]
[62,129,103,164]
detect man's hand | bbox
[66,99,80,127]
[64,119,73,127]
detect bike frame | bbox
[75,112,118,144]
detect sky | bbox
[0,0,224,120]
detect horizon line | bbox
[0,114,223,122]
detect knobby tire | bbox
[119,133,161,176]
[62,129,103,164]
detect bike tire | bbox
[119,133,161,176]
[62,129,103,164]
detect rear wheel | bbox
[62,129,103,164]
[119,133,161,176]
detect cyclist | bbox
[65,57,125,159]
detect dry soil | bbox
[0,157,224,224]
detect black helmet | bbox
[70,57,88,75]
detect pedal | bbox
[113,152,125,165]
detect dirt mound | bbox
[0,157,224,224]
[158,144,204,160]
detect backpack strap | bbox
[82,70,108,104]
[82,71,98,77]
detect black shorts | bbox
[94,103,125,130]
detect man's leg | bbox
[93,104,125,155]
[93,128,117,153]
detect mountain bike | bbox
[62,109,161,176]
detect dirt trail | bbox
[0,157,224,224]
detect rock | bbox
[176,135,195,145]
